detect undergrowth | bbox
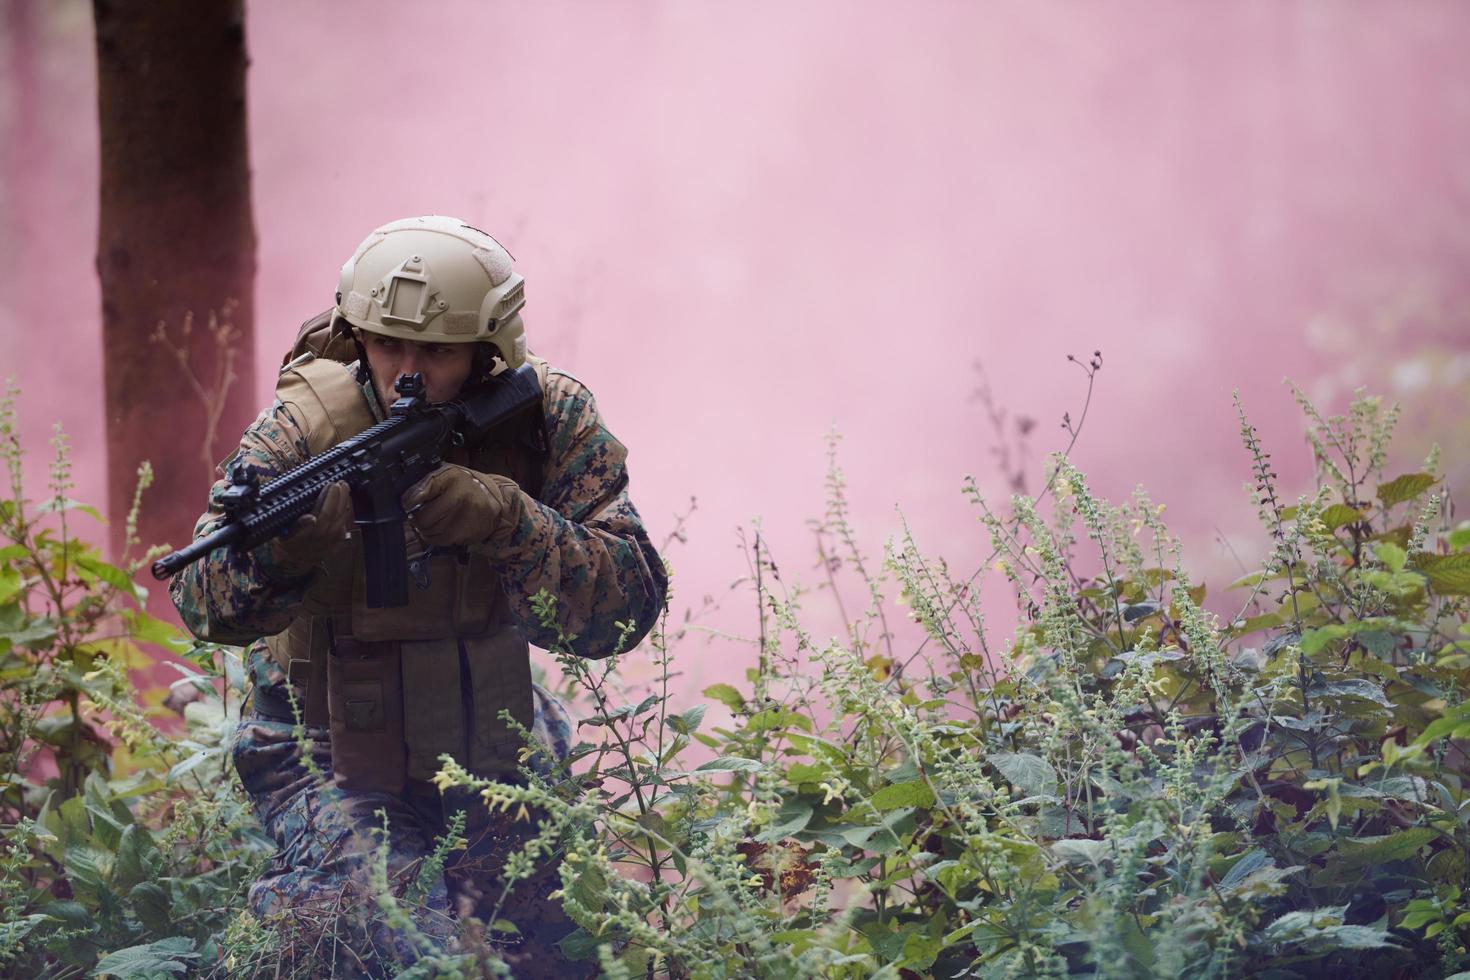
[2,368,1469,978]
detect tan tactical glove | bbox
[402,464,523,550]
[262,480,352,581]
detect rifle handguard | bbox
[152,365,543,609]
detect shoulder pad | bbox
[276,356,374,455]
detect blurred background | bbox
[3,0,1468,697]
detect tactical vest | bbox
[263,352,551,793]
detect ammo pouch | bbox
[396,629,535,780]
[319,627,533,789]
[267,561,537,791]
[326,632,407,794]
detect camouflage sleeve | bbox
[484,370,668,659]
[168,403,317,645]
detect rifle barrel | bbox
[150,521,242,580]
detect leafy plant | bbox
[452,381,1470,978]
[0,384,272,977]
[3,367,1468,979]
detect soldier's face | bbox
[359,333,475,406]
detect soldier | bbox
[170,216,668,976]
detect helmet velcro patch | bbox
[471,247,513,286]
[442,312,479,335]
[343,291,372,320]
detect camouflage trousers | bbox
[233,651,589,978]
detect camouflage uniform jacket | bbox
[171,360,668,693]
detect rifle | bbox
[151,365,543,607]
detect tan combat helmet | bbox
[333,215,527,371]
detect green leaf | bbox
[36,497,105,521]
[1050,838,1110,865]
[1320,503,1369,530]
[871,780,935,812]
[1118,912,1157,971]
[40,900,93,930]
[563,860,609,925]
[861,921,912,962]
[787,763,827,784]
[666,703,706,735]
[1324,925,1400,950]
[1416,701,1470,745]
[1219,848,1271,888]
[63,843,112,895]
[991,752,1058,799]
[835,809,916,854]
[1,618,57,648]
[702,683,745,712]
[1357,630,1396,657]
[167,749,213,783]
[76,554,142,601]
[558,927,600,962]
[1415,553,1470,596]
[755,799,814,843]
[113,824,161,891]
[1303,779,1342,830]
[1448,523,1470,551]
[93,937,197,978]
[1300,625,1348,656]
[900,929,944,971]
[1310,679,1390,707]
[0,567,21,605]
[1090,772,1131,801]
[1372,775,1431,802]
[693,756,763,774]
[1228,570,1277,591]
[0,913,49,950]
[1400,905,1443,931]
[1373,542,1407,573]
[1231,612,1285,634]
[1122,600,1162,623]
[122,609,188,649]
[1429,849,1469,884]
[768,929,821,955]
[1377,472,1437,508]
[1263,905,1347,940]
[127,881,172,934]
[1338,828,1437,866]
[747,707,813,733]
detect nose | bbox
[393,349,423,391]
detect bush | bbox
[2,376,1468,979]
[470,384,1470,979]
[0,385,274,977]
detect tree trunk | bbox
[93,0,256,564]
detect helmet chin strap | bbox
[341,321,373,386]
[468,342,503,388]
